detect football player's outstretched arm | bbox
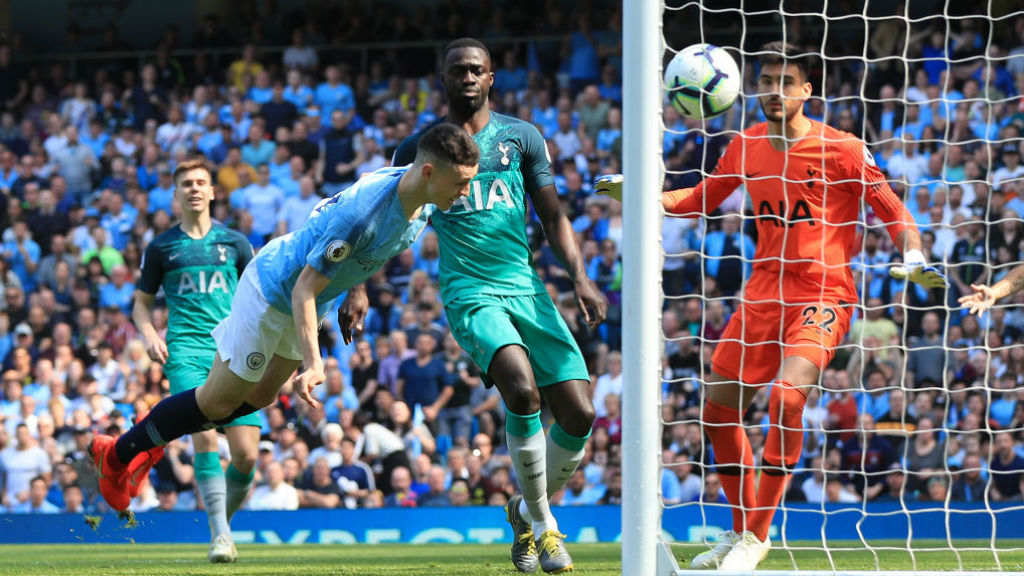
[959,263,1024,317]
[532,181,607,328]
[854,140,947,290]
[886,227,947,289]
[524,121,606,328]
[291,264,332,407]
[661,174,741,216]
[851,159,946,286]
[595,171,741,215]
[595,140,742,216]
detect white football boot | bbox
[689,530,739,569]
[719,531,771,571]
[208,533,238,563]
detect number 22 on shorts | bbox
[799,305,837,334]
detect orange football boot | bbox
[89,434,131,511]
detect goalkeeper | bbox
[595,41,945,571]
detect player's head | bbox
[172,158,215,215]
[441,38,493,116]
[414,123,480,209]
[757,41,812,123]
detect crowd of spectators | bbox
[0,2,1022,517]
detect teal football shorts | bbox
[445,292,590,387]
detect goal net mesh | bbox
[655,2,1024,572]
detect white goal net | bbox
[622,2,1024,575]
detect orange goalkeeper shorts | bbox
[710,300,853,385]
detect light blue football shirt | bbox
[256,165,431,317]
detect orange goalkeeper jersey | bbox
[665,120,914,304]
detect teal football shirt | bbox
[393,112,555,301]
[138,224,253,355]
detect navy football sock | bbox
[114,388,210,464]
[113,389,261,465]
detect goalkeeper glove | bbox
[594,174,623,202]
[889,249,948,289]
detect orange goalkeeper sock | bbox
[703,398,756,534]
[750,380,806,541]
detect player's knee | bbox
[702,398,740,425]
[557,401,595,437]
[769,384,806,426]
[764,385,807,471]
[500,382,541,414]
[232,451,258,476]
[491,361,540,413]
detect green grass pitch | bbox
[1,541,1021,575]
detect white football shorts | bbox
[211,265,303,382]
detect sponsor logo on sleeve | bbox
[326,240,352,263]
[863,145,876,167]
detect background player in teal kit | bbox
[133,158,258,563]
[390,38,606,574]
[89,124,480,518]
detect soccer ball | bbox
[665,44,741,120]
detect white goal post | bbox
[621,2,1024,575]
[620,0,665,575]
